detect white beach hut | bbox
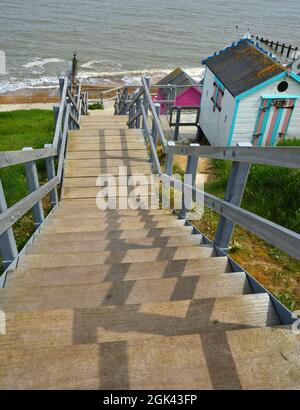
[199,38,300,146]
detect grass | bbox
[0,110,54,268]
[207,138,300,233]
[88,102,104,110]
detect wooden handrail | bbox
[0,176,60,237]
[141,76,168,147]
[67,88,80,115]
[160,173,300,260]
[0,148,57,169]
[53,77,68,148]
[166,144,300,169]
[0,64,89,274]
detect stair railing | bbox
[121,76,300,324]
[0,74,89,281]
[120,76,300,262]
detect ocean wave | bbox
[81,60,105,69]
[0,76,59,94]
[0,66,205,94]
[22,58,66,69]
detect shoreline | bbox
[0,82,161,107]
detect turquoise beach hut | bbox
[199,39,300,146]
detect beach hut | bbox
[156,67,202,114]
[199,38,300,146]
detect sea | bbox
[0,0,299,94]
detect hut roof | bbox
[157,67,199,98]
[203,39,286,97]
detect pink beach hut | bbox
[156,67,202,114]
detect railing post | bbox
[142,77,150,129]
[23,147,44,228]
[213,143,252,253]
[180,144,199,218]
[152,103,160,147]
[128,96,135,129]
[121,88,128,115]
[85,92,89,115]
[174,107,181,141]
[136,97,142,128]
[0,178,18,271]
[53,104,60,129]
[149,103,161,166]
[44,144,58,208]
[165,141,175,176]
[59,77,65,99]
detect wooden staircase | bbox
[0,111,299,389]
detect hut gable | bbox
[157,67,201,114]
[157,67,199,98]
[203,39,286,97]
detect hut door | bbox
[253,98,296,146]
[252,99,271,146]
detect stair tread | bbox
[64,166,153,177]
[65,159,150,167]
[66,150,148,159]
[63,175,154,187]
[46,214,180,225]
[27,234,204,254]
[7,257,230,288]
[0,294,281,351]
[68,136,144,142]
[36,226,194,242]
[67,143,146,151]
[1,316,294,389]
[19,245,214,268]
[40,219,187,234]
[53,208,173,216]
[69,129,143,136]
[0,273,253,313]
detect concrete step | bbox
[26,234,205,255]
[18,245,214,268]
[0,273,252,313]
[1,324,297,389]
[6,257,231,288]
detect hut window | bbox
[211,81,224,112]
[277,81,288,92]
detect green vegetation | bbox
[0,110,54,263]
[88,102,104,110]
